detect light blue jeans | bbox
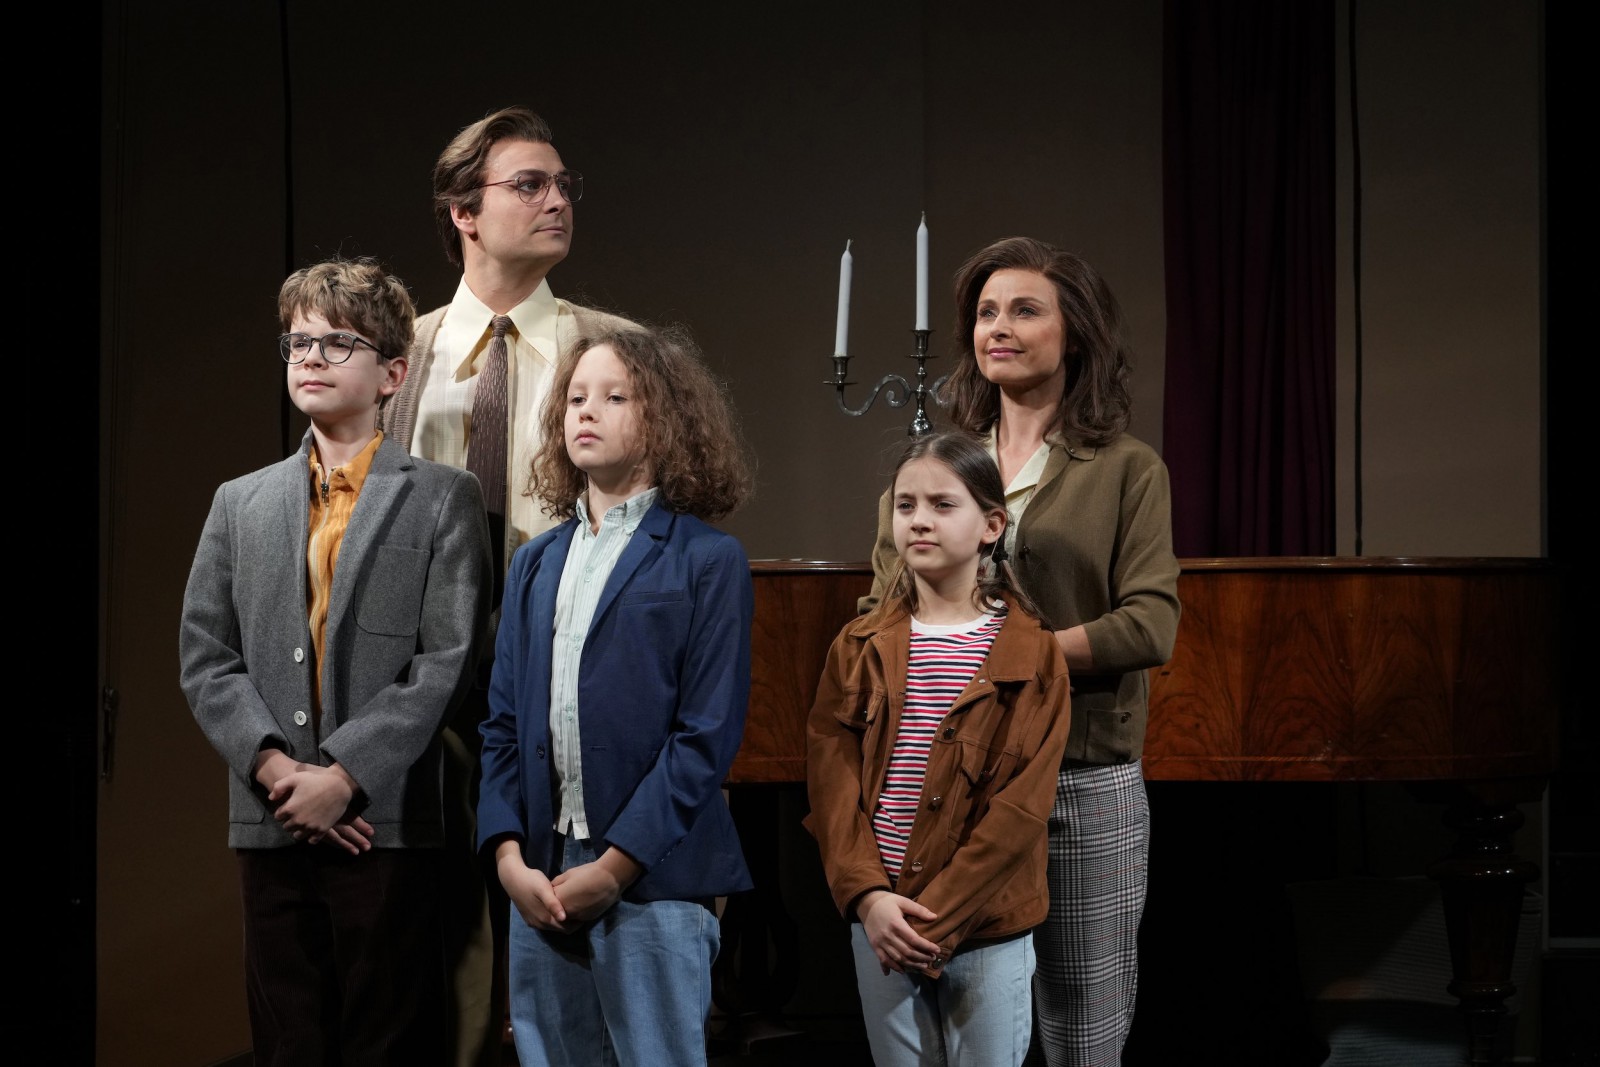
[850,924,1036,1067]
[507,835,720,1067]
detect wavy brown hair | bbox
[943,236,1133,446]
[866,431,1045,627]
[432,106,557,267]
[528,324,754,522]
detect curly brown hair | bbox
[943,236,1133,446]
[527,324,755,522]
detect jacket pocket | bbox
[833,686,886,730]
[956,737,1019,789]
[354,545,428,636]
[620,589,686,605]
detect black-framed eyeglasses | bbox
[279,331,386,365]
[477,170,584,206]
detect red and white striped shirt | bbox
[872,612,1003,882]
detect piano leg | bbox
[1416,778,1544,1066]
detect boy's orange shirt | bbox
[305,431,384,726]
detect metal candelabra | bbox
[827,329,947,436]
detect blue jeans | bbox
[507,835,720,1067]
[850,924,1036,1067]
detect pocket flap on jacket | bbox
[834,687,887,728]
[956,737,1014,787]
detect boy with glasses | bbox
[180,256,492,1066]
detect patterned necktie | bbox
[467,315,512,517]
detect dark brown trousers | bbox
[238,845,445,1067]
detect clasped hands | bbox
[497,840,644,933]
[858,889,945,978]
[255,750,373,855]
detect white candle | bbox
[915,214,929,331]
[835,240,853,357]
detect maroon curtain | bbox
[1161,0,1335,557]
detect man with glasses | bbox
[382,106,635,1067]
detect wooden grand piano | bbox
[721,556,1559,1065]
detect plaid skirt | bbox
[1031,759,1150,1067]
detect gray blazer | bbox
[179,431,492,849]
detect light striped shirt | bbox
[549,487,661,837]
[872,611,1003,881]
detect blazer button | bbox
[536,745,546,759]
[942,727,956,740]
[931,954,945,968]
[928,796,942,810]
[1120,711,1131,723]
[293,647,304,663]
[909,860,924,873]
[293,710,307,726]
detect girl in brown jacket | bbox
[806,431,1073,1067]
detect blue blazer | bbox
[477,501,754,902]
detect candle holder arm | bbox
[828,356,915,416]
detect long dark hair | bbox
[867,431,1045,625]
[943,236,1133,446]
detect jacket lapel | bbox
[982,603,1046,682]
[1024,437,1095,524]
[278,432,316,611]
[1033,440,1075,500]
[946,604,1040,716]
[323,438,410,653]
[587,503,671,637]
[528,520,577,658]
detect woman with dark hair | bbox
[863,236,1181,1066]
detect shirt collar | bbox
[984,426,1052,496]
[308,431,384,495]
[441,276,561,378]
[574,486,661,538]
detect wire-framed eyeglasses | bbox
[279,331,387,365]
[477,170,584,206]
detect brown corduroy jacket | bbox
[804,596,1072,972]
